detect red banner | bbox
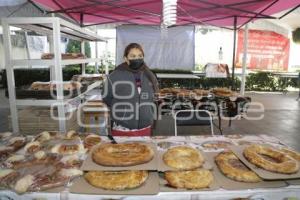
[236,29,290,71]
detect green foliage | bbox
[198,77,240,89]
[246,72,276,91]
[66,40,91,58]
[292,28,300,44]
[151,69,193,74]
[246,72,299,92]
[0,69,298,92]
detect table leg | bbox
[297,73,300,101]
[84,113,90,132]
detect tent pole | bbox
[95,25,99,74]
[231,16,237,90]
[240,23,249,96]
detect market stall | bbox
[2,17,106,134]
[1,0,300,199]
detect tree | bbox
[66,39,91,58]
[292,28,300,44]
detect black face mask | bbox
[128,58,144,70]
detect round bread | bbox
[215,151,261,182]
[65,130,79,140]
[84,171,148,190]
[24,141,41,153]
[0,169,19,188]
[281,148,300,161]
[51,144,86,155]
[243,145,299,174]
[163,146,204,170]
[8,137,26,150]
[202,141,233,149]
[84,135,101,150]
[165,169,213,189]
[34,131,51,142]
[0,146,14,161]
[92,143,154,166]
[56,154,82,168]
[5,152,59,170]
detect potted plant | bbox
[292,28,300,44]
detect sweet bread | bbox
[14,167,82,194]
[30,82,81,91]
[41,53,85,60]
[211,87,234,97]
[34,131,59,142]
[0,169,19,188]
[215,151,261,182]
[164,169,213,189]
[84,134,101,150]
[24,141,41,153]
[193,89,210,96]
[65,130,80,140]
[163,146,204,170]
[51,143,86,155]
[4,152,59,169]
[8,137,26,150]
[0,146,14,161]
[281,148,300,161]
[243,145,299,174]
[92,143,154,166]
[84,171,148,190]
[56,154,82,168]
[202,141,233,150]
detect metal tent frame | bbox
[28,0,300,90]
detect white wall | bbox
[0,28,68,70]
[90,28,116,67]
[0,35,28,69]
[195,28,234,70]
[289,41,300,72]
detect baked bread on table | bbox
[211,87,235,97]
[280,148,300,161]
[41,53,86,60]
[51,143,86,155]
[14,166,83,194]
[163,146,204,170]
[193,89,210,96]
[24,141,41,154]
[159,88,173,94]
[92,143,154,166]
[84,134,102,150]
[72,74,103,83]
[84,170,148,190]
[0,169,19,188]
[0,146,15,162]
[201,140,233,150]
[55,154,83,169]
[7,137,26,151]
[164,169,213,189]
[3,151,60,170]
[215,151,261,183]
[243,144,299,174]
[64,130,80,140]
[30,81,82,91]
[34,131,60,143]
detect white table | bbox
[1,135,300,200]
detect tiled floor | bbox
[0,89,299,150]
[152,91,300,151]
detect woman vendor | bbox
[102,43,159,136]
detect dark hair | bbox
[123,43,144,58]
